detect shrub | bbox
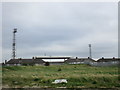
[45,62,50,66]
[58,68,62,71]
[33,78,40,81]
[22,63,28,66]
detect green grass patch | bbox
[2,64,120,88]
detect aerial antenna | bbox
[12,28,17,59]
[88,44,92,58]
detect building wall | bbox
[5,58,120,66]
[35,63,44,66]
[67,61,120,66]
[49,62,64,65]
[90,61,120,66]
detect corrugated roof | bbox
[36,56,70,59]
[65,58,95,63]
[97,58,120,62]
[6,59,45,64]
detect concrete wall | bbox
[49,62,64,65]
[68,61,120,66]
[90,61,120,66]
[6,64,22,66]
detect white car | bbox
[52,79,67,84]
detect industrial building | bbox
[4,56,120,66]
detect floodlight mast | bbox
[12,28,17,59]
[89,44,92,58]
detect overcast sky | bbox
[2,2,118,62]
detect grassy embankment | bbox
[0,66,2,87]
[2,64,120,88]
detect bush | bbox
[45,62,50,66]
[33,78,40,81]
[58,68,62,71]
[22,63,28,66]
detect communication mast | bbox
[88,44,92,58]
[12,28,17,59]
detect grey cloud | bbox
[2,2,118,62]
[0,3,2,62]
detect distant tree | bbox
[58,68,62,71]
[45,62,50,66]
[29,63,34,66]
[22,63,28,66]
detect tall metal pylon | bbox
[88,44,92,58]
[12,28,17,59]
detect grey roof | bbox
[6,59,45,64]
[78,58,95,62]
[65,58,95,63]
[97,58,120,62]
[36,56,71,59]
[6,59,20,64]
[49,62,64,63]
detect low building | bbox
[49,61,65,65]
[4,57,120,66]
[5,58,45,66]
[65,57,95,65]
[94,57,120,66]
[64,57,120,66]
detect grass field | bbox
[2,64,120,88]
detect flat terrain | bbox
[2,64,120,88]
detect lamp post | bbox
[12,28,17,59]
[89,44,92,58]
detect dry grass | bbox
[2,64,120,88]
